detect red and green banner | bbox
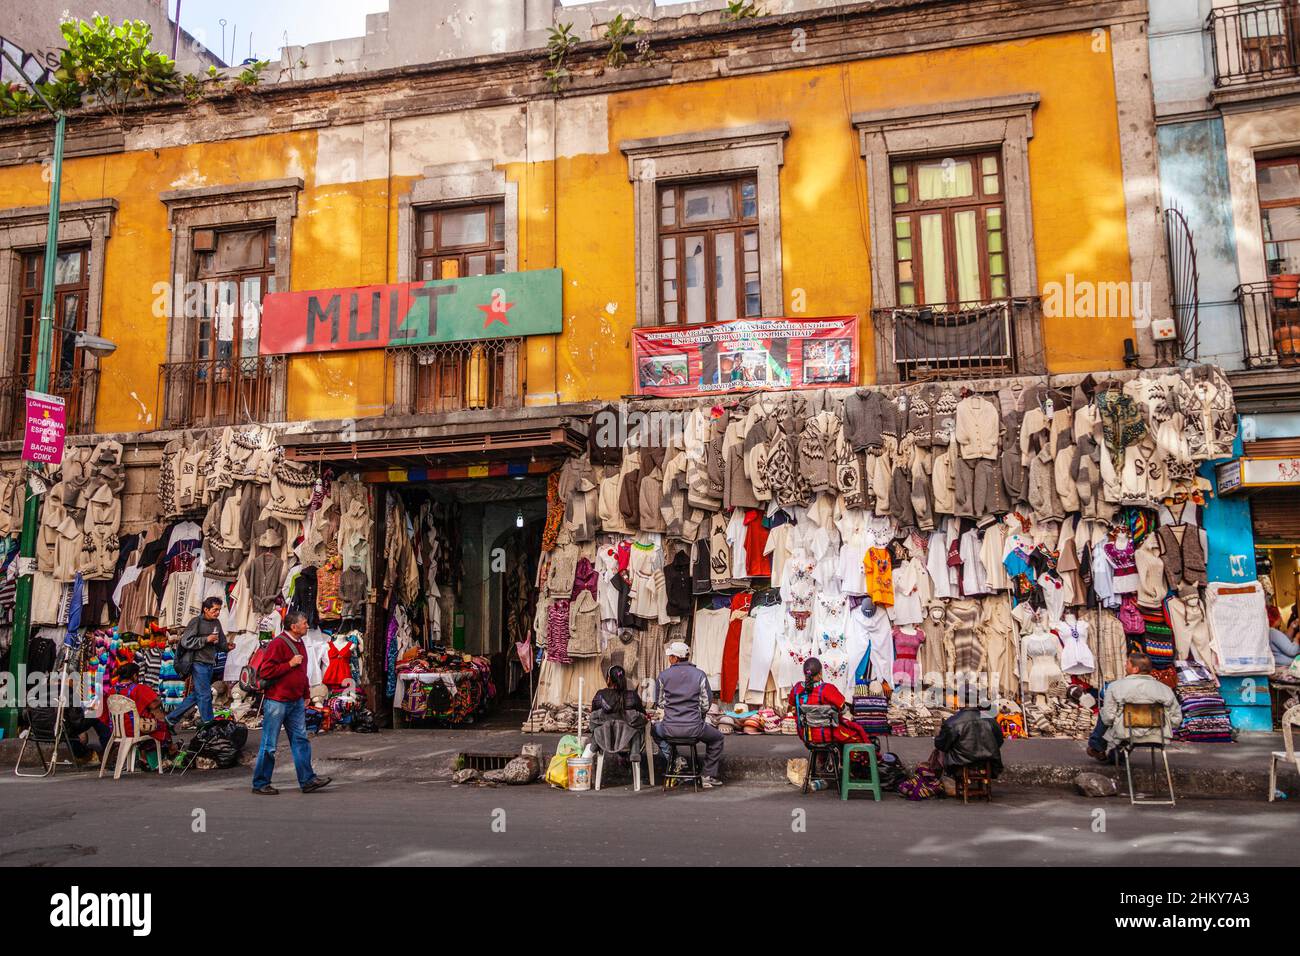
[258,268,562,355]
[631,316,859,397]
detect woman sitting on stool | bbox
[789,657,874,744]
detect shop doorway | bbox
[379,475,548,728]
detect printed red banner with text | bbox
[631,316,859,397]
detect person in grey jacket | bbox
[652,641,725,788]
[166,596,235,730]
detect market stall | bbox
[522,365,1273,741]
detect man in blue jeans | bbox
[167,597,233,730]
[252,609,331,795]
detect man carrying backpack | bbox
[167,597,234,731]
[251,610,331,795]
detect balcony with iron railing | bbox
[384,338,523,417]
[1208,1,1300,87]
[0,368,99,442]
[870,296,1045,383]
[157,354,287,430]
[1236,280,1300,368]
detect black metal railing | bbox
[384,338,522,416]
[1237,281,1300,367]
[157,354,287,429]
[871,297,1043,383]
[1209,2,1300,87]
[0,368,99,442]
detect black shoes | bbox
[302,776,332,793]
[252,785,279,795]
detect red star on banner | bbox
[478,296,515,328]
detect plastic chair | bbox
[594,723,656,792]
[1269,704,1300,803]
[14,707,82,778]
[99,696,164,780]
[1119,701,1175,806]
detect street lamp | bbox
[1,48,67,739]
[75,330,118,358]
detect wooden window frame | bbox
[16,245,91,392]
[655,176,760,326]
[414,201,507,281]
[191,225,276,365]
[889,151,1006,307]
[1256,155,1300,276]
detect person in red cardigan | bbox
[251,610,331,795]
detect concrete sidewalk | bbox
[4,724,1289,798]
[296,726,1289,798]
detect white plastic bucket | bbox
[566,756,593,791]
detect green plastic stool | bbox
[840,742,882,801]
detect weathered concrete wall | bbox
[1157,118,1243,368]
[2,0,224,78]
[1148,0,1214,119]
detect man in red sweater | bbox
[251,610,331,795]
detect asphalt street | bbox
[2,762,1297,866]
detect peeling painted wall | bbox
[0,30,1137,434]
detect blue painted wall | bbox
[1199,425,1258,583]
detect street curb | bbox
[2,737,1278,798]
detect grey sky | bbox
[169,0,390,64]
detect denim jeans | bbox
[167,662,214,726]
[252,698,317,790]
[1088,715,1111,755]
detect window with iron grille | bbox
[395,201,517,416]
[8,246,97,439]
[17,246,90,394]
[176,225,279,427]
[890,151,1007,306]
[657,177,761,325]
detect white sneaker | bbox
[701,776,724,788]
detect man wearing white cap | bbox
[652,641,725,788]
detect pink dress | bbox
[891,626,925,685]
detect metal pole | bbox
[0,67,63,737]
[172,0,184,61]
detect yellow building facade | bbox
[0,0,1169,448]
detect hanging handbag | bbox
[1118,595,1145,635]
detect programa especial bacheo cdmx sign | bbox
[257,269,562,354]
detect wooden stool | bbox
[840,742,882,802]
[956,761,993,803]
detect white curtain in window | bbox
[953,210,981,303]
[917,161,973,201]
[920,214,947,304]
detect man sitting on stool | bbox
[652,641,724,789]
[1086,652,1182,763]
[934,705,1004,778]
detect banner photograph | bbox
[257,268,563,355]
[630,316,859,397]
